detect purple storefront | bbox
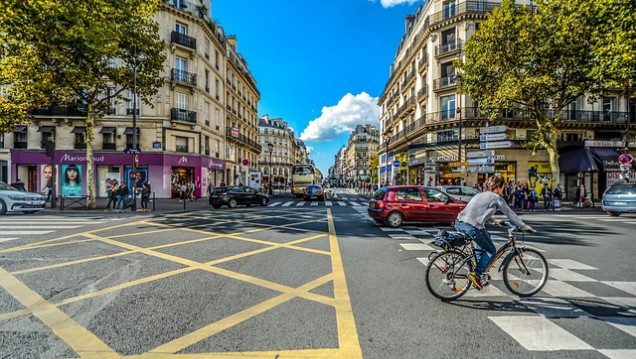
[10,151,226,199]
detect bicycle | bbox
[425,221,548,301]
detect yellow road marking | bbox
[128,348,340,358]
[147,274,334,355]
[0,266,119,358]
[327,208,363,359]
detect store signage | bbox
[619,154,633,165]
[449,161,469,167]
[178,156,188,164]
[480,133,509,142]
[441,173,468,179]
[584,140,623,148]
[480,141,513,149]
[436,155,457,162]
[466,150,495,159]
[607,171,636,185]
[468,157,494,165]
[231,127,240,138]
[479,125,508,134]
[60,153,105,163]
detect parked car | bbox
[601,183,636,216]
[439,185,480,202]
[209,186,269,209]
[0,181,46,215]
[303,185,325,201]
[368,186,468,227]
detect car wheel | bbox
[609,211,621,217]
[228,199,238,208]
[0,200,7,215]
[260,197,267,206]
[385,211,403,228]
[22,211,38,214]
[212,204,221,209]
[303,197,308,201]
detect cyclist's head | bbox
[484,176,505,192]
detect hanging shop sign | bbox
[480,141,513,149]
[479,125,508,134]
[466,150,495,159]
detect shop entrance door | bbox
[27,166,38,192]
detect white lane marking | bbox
[417,257,429,266]
[0,238,20,243]
[336,201,347,206]
[548,259,598,270]
[600,297,636,308]
[267,202,281,207]
[400,243,435,251]
[549,268,597,282]
[465,284,507,297]
[349,202,362,207]
[296,201,305,207]
[325,201,332,207]
[0,225,83,229]
[380,227,403,232]
[282,201,293,207]
[540,281,596,298]
[1,231,57,235]
[520,297,591,318]
[310,201,319,206]
[598,349,636,359]
[602,282,636,296]
[390,235,416,240]
[405,230,430,236]
[600,316,636,338]
[489,315,593,350]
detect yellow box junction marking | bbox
[0,209,362,358]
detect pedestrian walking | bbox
[106,180,118,211]
[553,183,563,211]
[542,186,552,210]
[140,182,151,213]
[115,182,129,211]
[528,187,538,212]
[207,181,215,197]
[575,184,586,208]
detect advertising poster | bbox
[528,162,552,195]
[125,167,148,191]
[61,164,83,196]
[40,164,58,194]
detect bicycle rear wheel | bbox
[425,250,473,301]
[502,248,548,297]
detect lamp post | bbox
[130,44,146,212]
[454,73,463,186]
[267,142,273,195]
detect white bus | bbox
[291,164,322,197]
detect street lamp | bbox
[454,73,463,186]
[130,44,147,212]
[267,142,273,195]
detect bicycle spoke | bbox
[503,249,548,297]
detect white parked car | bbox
[438,185,480,202]
[0,181,46,214]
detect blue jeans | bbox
[455,221,497,276]
[116,196,126,210]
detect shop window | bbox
[176,136,188,153]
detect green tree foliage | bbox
[368,154,379,183]
[0,0,166,208]
[456,0,601,182]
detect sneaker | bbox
[467,272,483,290]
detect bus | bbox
[291,164,322,197]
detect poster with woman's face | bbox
[61,164,83,196]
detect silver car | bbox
[602,183,636,216]
[439,185,480,202]
[0,181,46,215]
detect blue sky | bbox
[212,0,422,175]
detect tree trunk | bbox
[547,124,560,188]
[85,106,96,209]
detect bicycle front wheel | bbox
[425,250,473,301]
[503,248,548,297]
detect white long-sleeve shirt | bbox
[457,191,526,229]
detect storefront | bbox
[10,151,226,199]
[0,148,10,183]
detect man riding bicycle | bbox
[455,176,533,290]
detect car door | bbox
[444,187,462,201]
[230,186,246,204]
[396,187,427,221]
[422,188,456,221]
[245,187,259,204]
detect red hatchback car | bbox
[368,186,468,227]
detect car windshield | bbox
[461,187,479,196]
[606,184,636,195]
[0,182,18,191]
[293,166,314,175]
[307,185,321,190]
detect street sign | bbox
[480,133,509,142]
[480,141,513,149]
[451,168,466,173]
[124,148,140,154]
[619,154,633,165]
[242,159,249,166]
[393,160,401,167]
[466,150,495,159]
[468,157,494,165]
[467,165,495,173]
[449,161,469,167]
[479,125,508,134]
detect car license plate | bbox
[613,201,627,205]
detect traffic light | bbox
[42,140,55,157]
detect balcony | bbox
[435,39,464,57]
[175,145,189,153]
[433,76,457,91]
[226,127,262,152]
[126,108,139,116]
[428,2,504,28]
[14,141,27,149]
[417,86,428,101]
[418,55,428,70]
[103,143,116,150]
[171,68,197,87]
[171,31,196,50]
[171,108,197,124]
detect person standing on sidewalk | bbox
[575,184,586,208]
[542,186,552,210]
[553,184,563,211]
[116,182,129,211]
[140,182,151,213]
[106,180,118,211]
[528,187,538,212]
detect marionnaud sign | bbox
[480,133,509,142]
[480,141,513,149]
[468,157,494,165]
[480,125,508,134]
[466,150,495,159]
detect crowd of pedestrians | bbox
[105,179,152,212]
[494,180,564,211]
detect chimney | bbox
[405,15,415,33]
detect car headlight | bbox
[8,195,26,201]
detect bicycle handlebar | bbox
[501,220,536,233]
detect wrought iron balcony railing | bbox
[171,31,196,50]
[171,108,197,124]
[171,68,197,87]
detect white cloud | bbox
[306,145,315,154]
[299,92,380,142]
[379,0,420,8]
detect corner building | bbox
[3,0,261,198]
[378,0,635,200]
[344,124,379,185]
[257,115,297,187]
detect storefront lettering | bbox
[436,155,457,162]
[584,140,623,148]
[178,156,188,164]
[60,154,105,163]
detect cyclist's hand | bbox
[493,220,503,226]
[522,225,534,232]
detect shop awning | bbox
[37,126,55,133]
[71,126,86,134]
[99,127,116,134]
[590,148,622,171]
[14,126,27,133]
[559,147,598,173]
[123,127,139,135]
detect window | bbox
[437,130,458,142]
[445,187,461,195]
[423,188,450,202]
[14,130,27,145]
[215,50,220,69]
[176,92,188,110]
[175,22,187,35]
[441,28,456,52]
[108,87,117,115]
[443,0,456,19]
[215,79,220,99]
[205,70,209,92]
[0,133,4,148]
[204,102,210,126]
[215,139,220,157]
[397,188,423,201]
[176,136,188,153]
[204,38,210,59]
[126,89,140,112]
[603,97,614,121]
[175,57,187,81]
[441,95,456,120]
[215,108,220,130]
[204,135,210,155]
[441,62,455,78]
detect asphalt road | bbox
[0,190,634,359]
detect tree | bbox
[0,0,166,208]
[368,154,379,183]
[456,0,600,183]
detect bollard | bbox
[183,196,186,211]
[152,191,156,212]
